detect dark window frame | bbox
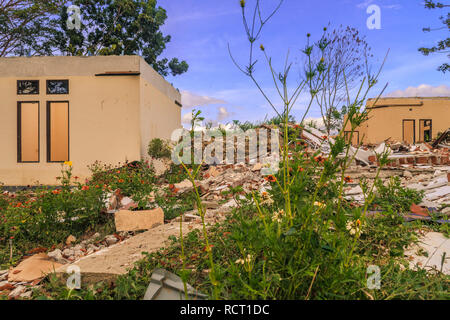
[47,101,70,163]
[46,80,69,95]
[17,80,40,95]
[419,119,433,142]
[17,101,40,163]
[402,119,416,144]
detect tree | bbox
[305,25,373,134]
[48,0,188,77]
[0,0,65,57]
[419,0,449,73]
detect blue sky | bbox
[159,0,449,126]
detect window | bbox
[47,102,69,162]
[18,102,40,162]
[419,119,432,142]
[47,80,69,95]
[17,80,39,95]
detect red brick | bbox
[416,156,429,164]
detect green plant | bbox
[88,160,156,209]
[371,176,424,213]
[0,163,108,267]
[147,138,172,159]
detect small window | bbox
[17,80,39,95]
[47,101,69,162]
[419,119,432,142]
[18,102,40,162]
[47,80,69,95]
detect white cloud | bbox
[385,84,450,97]
[217,107,231,121]
[181,90,227,109]
[181,112,193,125]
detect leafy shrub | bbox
[88,161,156,209]
[0,164,107,266]
[371,176,424,212]
[147,138,171,159]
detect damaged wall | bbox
[345,97,450,145]
[0,56,181,185]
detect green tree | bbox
[49,0,188,77]
[419,0,449,73]
[0,0,65,57]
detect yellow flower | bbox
[64,161,73,167]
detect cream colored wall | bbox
[0,56,181,185]
[364,97,450,144]
[0,75,141,185]
[344,97,450,144]
[139,57,181,158]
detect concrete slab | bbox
[405,232,450,275]
[55,221,202,285]
[8,253,63,282]
[114,208,164,232]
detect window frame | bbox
[17,101,40,163]
[46,101,70,163]
[419,119,432,142]
[46,80,69,95]
[17,80,40,95]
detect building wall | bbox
[0,56,180,186]
[0,75,141,185]
[344,97,450,145]
[139,57,182,159]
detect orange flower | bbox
[314,156,325,164]
[344,176,353,183]
[82,186,90,191]
[52,190,61,195]
[95,185,100,188]
[298,166,304,172]
[116,170,121,174]
[265,175,277,183]
[118,179,124,183]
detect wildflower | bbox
[260,44,265,51]
[344,176,353,183]
[74,176,79,180]
[118,179,124,183]
[314,201,325,208]
[346,219,363,236]
[52,190,61,195]
[82,186,90,191]
[265,175,277,183]
[314,155,325,164]
[95,185,100,189]
[297,166,304,172]
[321,135,328,140]
[261,192,274,206]
[64,161,72,167]
[240,0,245,8]
[272,209,284,223]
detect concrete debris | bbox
[143,268,207,300]
[8,253,63,283]
[405,232,450,275]
[114,208,164,232]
